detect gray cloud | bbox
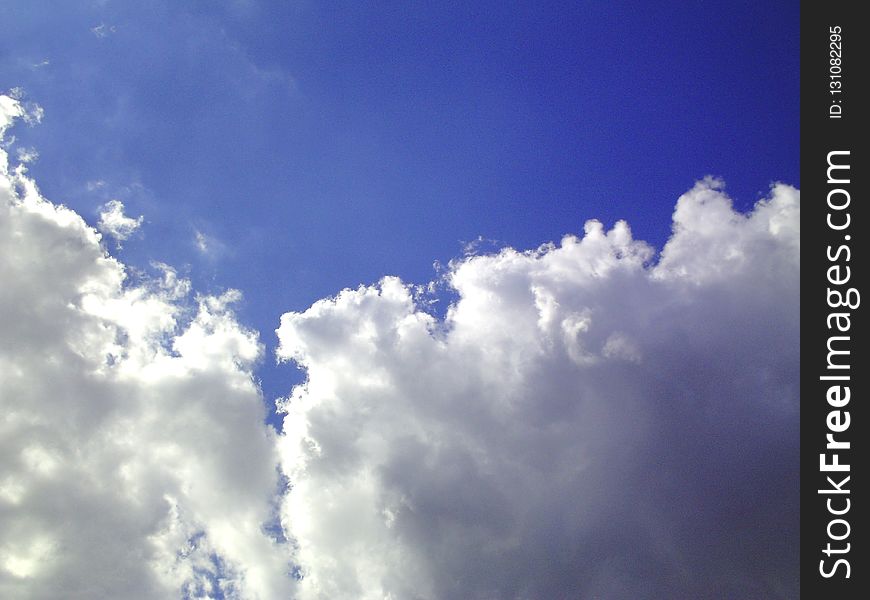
[276,180,799,599]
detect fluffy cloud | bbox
[1,96,291,599]
[276,180,799,598]
[97,199,143,242]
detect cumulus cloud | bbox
[1,96,292,599]
[276,181,800,598]
[97,199,143,242]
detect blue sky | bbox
[1,2,800,597]
[3,2,798,310]
[2,0,799,426]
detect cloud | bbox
[5,88,43,125]
[90,23,117,39]
[15,148,38,164]
[97,199,143,243]
[1,95,24,130]
[193,229,229,261]
[276,181,799,598]
[1,96,292,599]
[195,230,211,253]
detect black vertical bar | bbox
[802,2,867,597]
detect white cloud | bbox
[276,181,800,598]
[1,96,292,599]
[97,199,143,242]
[1,95,24,131]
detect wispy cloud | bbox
[15,147,39,164]
[97,199,143,243]
[195,229,210,253]
[192,228,228,260]
[90,22,117,38]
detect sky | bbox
[1,2,799,599]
